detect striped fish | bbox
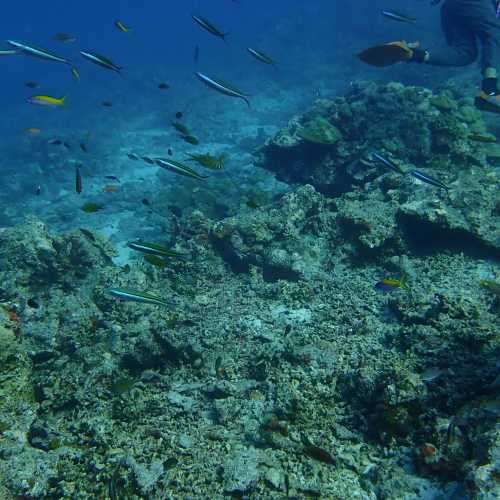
[127,241,184,258]
[106,288,168,306]
[80,50,122,73]
[409,170,449,190]
[247,48,276,66]
[381,10,416,23]
[6,40,71,64]
[371,152,405,174]
[155,158,209,181]
[191,15,228,41]
[195,72,250,107]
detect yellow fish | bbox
[25,127,41,135]
[27,95,66,108]
[115,20,132,33]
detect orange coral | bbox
[8,310,20,322]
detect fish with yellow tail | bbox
[27,94,66,108]
[115,20,132,33]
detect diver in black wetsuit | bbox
[359,0,500,112]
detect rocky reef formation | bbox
[256,82,500,256]
[0,83,499,499]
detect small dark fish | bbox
[79,228,96,242]
[105,175,120,182]
[381,10,417,23]
[371,151,405,174]
[80,142,87,152]
[469,133,497,143]
[27,298,39,308]
[48,139,63,146]
[409,169,449,190]
[480,279,500,296]
[127,153,140,161]
[63,142,71,150]
[158,82,170,90]
[172,122,191,135]
[181,135,199,145]
[175,111,183,119]
[51,33,76,43]
[101,101,113,107]
[75,166,82,194]
[246,199,260,209]
[144,255,167,268]
[35,185,41,196]
[142,156,155,165]
[142,198,151,206]
[194,44,199,62]
[25,81,39,89]
[167,148,173,156]
[304,444,335,465]
[168,205,182,217]
[81,202,104,213]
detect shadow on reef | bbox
[398,212,500,261]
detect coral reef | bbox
[0,82,499,499]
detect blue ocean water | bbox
[0,0,447,236]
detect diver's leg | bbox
[416,1,478,67]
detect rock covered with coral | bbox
[0,82,499,499]
[255,81,500,254]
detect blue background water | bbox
[0,0,453,236]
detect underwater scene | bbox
[0,0,499,498]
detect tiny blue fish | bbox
[409,170,448,190]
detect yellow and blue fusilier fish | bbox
[105,288,169,306]
[27,94,66,108]
[80,50,122,74]
[191,15,228,41]
[6,40,71,64]
[195,72,250,107]
[247,48,277,66]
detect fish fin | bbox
[243,96,251,108]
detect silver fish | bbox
[80,50,122,73]
[195,72,250,107]
[247,47,276,66]
[381,10,416,23]
[155,158,209,181]
[105,288,168,306]
[6,40,71,64]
